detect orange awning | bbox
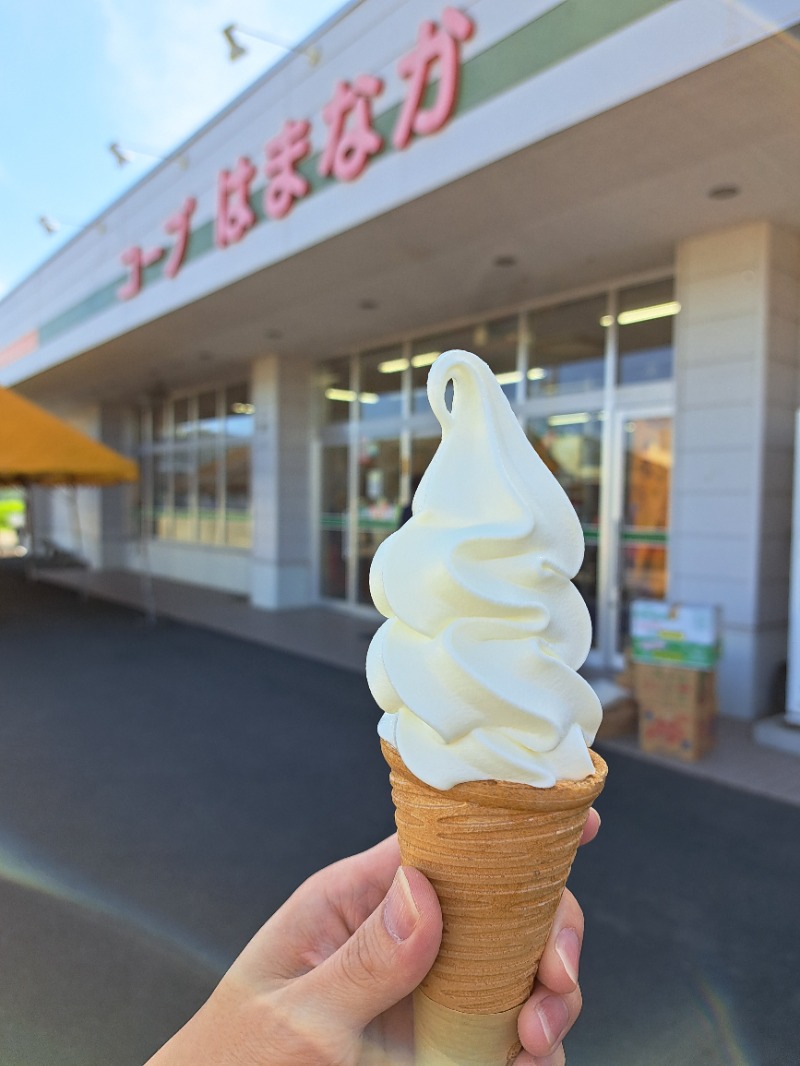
[0,386,138,486]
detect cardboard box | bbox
[596,695,638,740]
[630,600,721,669]
[633,663,717,760]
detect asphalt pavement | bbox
[0,560,797,1065]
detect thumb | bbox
[302,866,442,1031]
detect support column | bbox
[251,354,313,609]
[671,221,800,720]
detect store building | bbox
[2,0,800,721]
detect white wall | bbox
[672,221,800,719]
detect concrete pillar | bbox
[251,354,313,608]
[672,221,800,719]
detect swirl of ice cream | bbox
[366,349,602,789]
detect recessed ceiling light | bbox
[707,184,740,201]
[493,254,517,268]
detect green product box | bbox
[630,600,721,670]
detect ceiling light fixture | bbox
[222,23,320,65]
[411,351,440,368]
[548,412,591,426]
[378,358,410,374]
[617,300,681,326]
[325,388,379,404]
[600,302,681,327]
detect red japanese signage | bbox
[117,6,475,300]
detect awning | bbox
[0,386,138,486]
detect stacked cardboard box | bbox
[634,662,717,760]
[630,601,721,761]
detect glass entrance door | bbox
[527,414,603,648]
[608,411,672,661]
[356,436,401,604]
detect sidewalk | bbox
[42,565,800,808]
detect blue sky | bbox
[0,0,345,299]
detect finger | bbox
[518,986,582,1059]
[535,887,584,995]
[579,807,601,846]
[294,865,442,1031]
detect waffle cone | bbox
[382,740,606,1063]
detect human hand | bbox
[146,811,600,1066]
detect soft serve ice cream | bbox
[367,349,602,790]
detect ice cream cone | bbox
[381,739,607,1065]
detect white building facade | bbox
[2,0,800,721]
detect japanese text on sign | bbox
[117,6,475,300]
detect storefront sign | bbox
[117,6,475,301]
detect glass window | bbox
[316,359,352,425]
[136,382,252,550]
[359,346,405,421]
[134,454,150,538]
[618,416,672,646]
[173,398,194,441]
[320,445,349,599]
[402,435,440,523]
[171,448,195,542]
[198,444,221,544]
[226,383,254,438]
[152,403,167,443]
[357,437,401,604]
[134,409,147,449]
[225,444,251,548]
[617,279,676,385]
[411,327,474,412]
[527,296,606,397]
[526,413,603,643]
[152,454,172,539]
[477,315,519,401]
[198,391,223,441]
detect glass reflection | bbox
[617,279,677,385]
[528,296,606,396]
[527,413,602,644]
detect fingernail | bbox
[383,867,419,942]
[536,995,570,1050]
[555,927,581,986]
